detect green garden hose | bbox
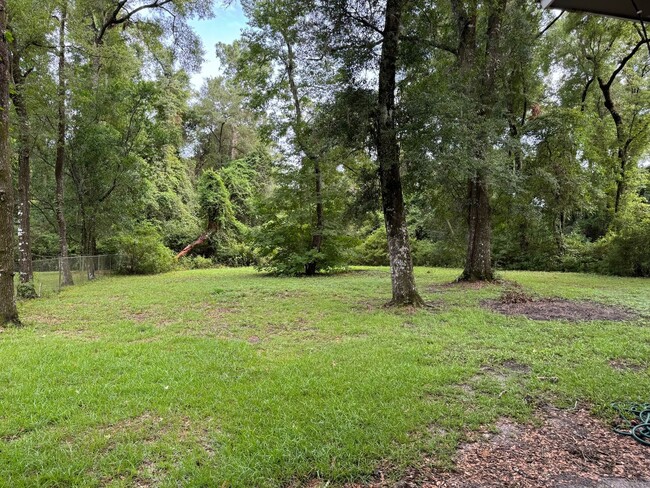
[611,402,650,446]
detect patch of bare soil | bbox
[484,298,638,322]
[609,359,646,373]
[349,407,650,488]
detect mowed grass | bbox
[1,267,649,487]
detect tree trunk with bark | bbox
[461,172,494,281]
[0,0,19,325]
[56,6,73,286]
[9,46,33,284]
[81,209,97,280]
[452,0,506,282]
[377,0,423,306]
[598,78,630,215]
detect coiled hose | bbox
[611,402,650,446]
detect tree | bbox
[375,0,423,304]
[314,0,423,304]
[55,4,73,285]
[221,0,345,276]
[0,0,19,325]
[189,76,259,174]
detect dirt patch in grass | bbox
[353,406,650,488]
[609,359,646,373]
[501,360,532,373]
[130,311,153,323]
[97,414,218,486]
[188,316,321,342]
[484,298,639,322]
[98,413,166,447]
[203,305,239,321]
[459,361,532,393]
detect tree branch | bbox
[536,11,564,39]
[604,38,648,88]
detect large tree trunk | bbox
[453,0,506,282]
[10,47,33,284]
[0,0,19,325]
[461,172,494,281]
[56,6,73,287]
[377,0,423,306]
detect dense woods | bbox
[1,0,650,323]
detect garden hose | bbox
[611,402,650,446]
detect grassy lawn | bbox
[1,267,649,487]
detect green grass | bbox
[1,267,649,487]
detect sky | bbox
[188,2,248,89]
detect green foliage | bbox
[254,218,353,276]
[197,170,236,232]
[603,204,650,277]
[353,227,389,266]
[354,228,464,268]
[113,225,174,275]
[179,255,215,270]
[215,240,259,268]
[253,154,357,276]
[412,240,465,268]
[557,234,607,274]
[16,282,38,300]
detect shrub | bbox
[179,256,214,270]
[215,241,259,267]
[558,233,605,273]
[353,227,389,266]
[412,239,464,268]
[254,219,353,276]
[17,282,38,300]
[113,225,174,275]
[602,206,650,277]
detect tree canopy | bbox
[2,0,650,324]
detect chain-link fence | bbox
[23,255,121,296]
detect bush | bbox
[353,227,389,266]
[254,219,353,276]
[558,233,605,273]
[179,256,214,270]
[353,228,464,268]
[215,241,259,267]
[17,282,38,300]
[602,207,650,277]
[412,239,464,268]
[113,225,174,275]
